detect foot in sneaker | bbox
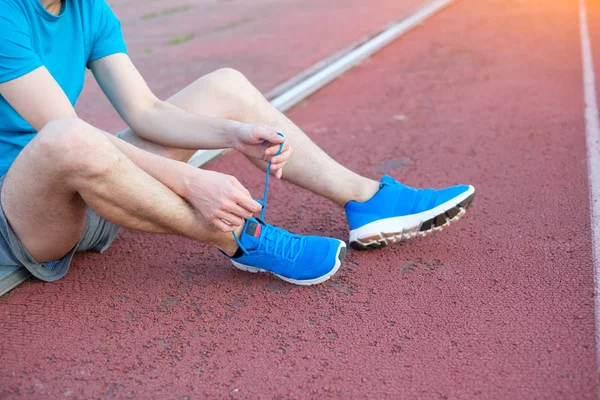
[228,217,346,285]
[224,132,346,285]
[345,175,475,250]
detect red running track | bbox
[77,0,426,133]
[1,0,599,398]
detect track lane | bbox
[1,0,598,398]
[77,0,427,133]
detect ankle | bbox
[215,224,244,256]
[348,179,380,204]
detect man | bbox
[0,0,475,286]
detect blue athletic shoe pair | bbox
[224,135,474,285]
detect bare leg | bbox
[119,68,380,206]
[1,117,238,262]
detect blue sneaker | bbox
[229,217,346,285]
[226,133,346,285]
[345,175,475,250]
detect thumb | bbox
[271,131,285,143]
[256,127,284,144]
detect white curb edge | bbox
[187,0,455,167]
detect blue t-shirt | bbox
[0,0,127,176]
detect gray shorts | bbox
[0,175,120,282]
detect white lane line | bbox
[579,0,600,373]
[187,0,456,167]
[270,0,456,111]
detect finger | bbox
[230,177,253,198]
[270,147,293,165]
[269,164,284,179]
[270,163,284,175]
[254,126,284,144]
[237,192,263,214]
[213,218,236,232]
[233,191,262,214]
[217,211,244,228]
[228,180,261,213]
[263,145,281,160]
[265,129,285,144]
[264,141,289,158]
[268,139,289,152]
[230,203,254,219]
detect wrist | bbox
[223,120,245,150]
[175,162,201,198]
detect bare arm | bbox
[90,54,239,149]
[89,54,292,175]
[0,67,191,195]
[0,67,261,231]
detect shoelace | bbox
[255,132,285,220]
[233,133,305,259]
[254,223,303,261]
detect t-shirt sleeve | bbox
[88,0,128,63]
[0,3,43,84]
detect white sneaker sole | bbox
[349,186,475,250]
[231,240,347,286]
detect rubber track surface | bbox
[77,0,425,133]
[1,0,599,398]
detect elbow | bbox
[124,96,162,138]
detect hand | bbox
[183,169,262,232]
[233,123,294,179]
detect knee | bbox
[208,67,249,87]
[37,117,100,159]
[199,68,258,105]
[35,117,119,178]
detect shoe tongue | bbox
[239,217,265,251]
